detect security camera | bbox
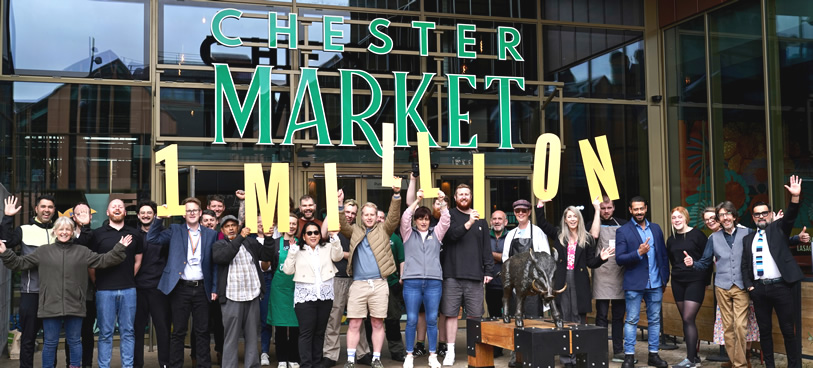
[302,161,311,168]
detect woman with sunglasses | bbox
[282,221,343,368]
[267,214,301,368]
[400,189,449,368]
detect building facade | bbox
[0,0,811,322]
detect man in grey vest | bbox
[690,201,749,368]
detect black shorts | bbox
[671,279,706,303]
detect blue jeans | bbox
[97,288,137,368]
[42,316,82,368]
[403,279,442,354]
[623,288,663,354]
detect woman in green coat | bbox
[265,214,300,368]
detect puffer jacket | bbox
[340,195,401,278]
[0,216,53,293]
[0,239,127,318]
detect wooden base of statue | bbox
[466,318,608,368]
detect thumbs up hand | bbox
[637,237,651,256]
[683,250,693,267]
[799,226,810,244]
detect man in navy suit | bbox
[615,196,669,368]
[147,197,218,368]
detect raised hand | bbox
[592,196,600,211]
[775,209,784,220]
[785,175,802,197]
[392,177,402,193]
[600,245,615,260]
[637,237,651,256]
[73,211,90,227]
[235,190,246,200]
[241,227,251,238]
[799,226,810,244]
[469,210,480,223]
[416,189,424,202]
[337,189,345,206]
[683,250,693,267]
[437,190,446,202]
[536,198,551,208]
[157,205,170,219]
[4,197,21,217]
[120,234,133,247]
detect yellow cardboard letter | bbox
[244,163,290,232]
[324,163,340,231]
[155,144,185,217]
[418,132,440,198]
[381,123,395,187]
[532,133,561,201]
[473,153,485,217]
[579,135,619,201]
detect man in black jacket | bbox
[741,175,805,368]
[439,184,493,366]
[212,215,274,368]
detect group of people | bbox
[0,173,809,368]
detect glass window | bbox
[665,17,711,227]
[4,0,149,79]
[424,0,536,18]
[708,0,766,228]
[160,1,292,72]
[0,81,151,219]
[489,178,531,228]
[160,87,291,141]
[308,176,359,221]
[547,103,649,221]
[769,0,813,275]
[544,27,644,99]
[543,0,642,26]
[297,0,419,11]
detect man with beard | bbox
[77,199,144,368]
[2,195,57,368]
[692,200,760,368]
[588,196,628,362]
[213,215,274,368]
[133,201,170,368]
[615,196,669,368]
[741,175,804,368]
[298,195,322,239]
[486,210,506,357]
[440,184,493,366]
[148,197,219,368]
[323,198,372,367]
[201,210,218,230]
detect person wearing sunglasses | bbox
[282,221,343,368]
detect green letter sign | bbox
[211,9,242,47]
[485,76,525,149]
[367,18,393,55]
[447,74,477,148]
[282,68,332,146]
[268,12,298,49]
[340,69,384,157]
[213,64,273,145]
[394,72,438,147]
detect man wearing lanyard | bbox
[148,197,219,368]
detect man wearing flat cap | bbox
[213,215,275,368]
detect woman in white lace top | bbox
[282,221,343,368]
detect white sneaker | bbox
[428,355,441,368]
[289,363,300,368]
[442,351,455,366]
[277,362,288,368]
[261,353,271,366]
[403,355,413,368]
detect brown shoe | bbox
[720,361,732,368]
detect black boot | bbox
[621,354,635,368]
[648,352,668,368]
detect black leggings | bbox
[672,280,706,359]
[275,326,301,363]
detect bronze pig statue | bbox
[501,249,566,328]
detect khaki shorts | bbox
[347,279,390,319]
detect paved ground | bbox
[0,328,804,368]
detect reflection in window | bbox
[665,17,710,227]
[543,0,643,26]
[0,82,151,215]
[160,88,291,141]
[160,1,292,78]
[545,103,649,220]
[424,0,535,18]
[4,0,148,79]
[708,0,766,228]
[544,27,644,100]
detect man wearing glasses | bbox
[147,197,219,368]
[741,175,805,368]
